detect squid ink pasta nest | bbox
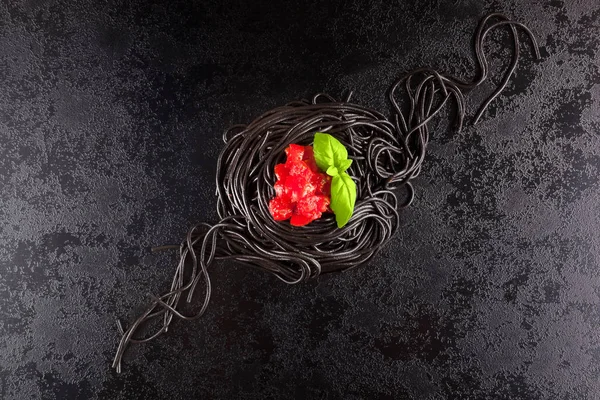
[113,13,540,372]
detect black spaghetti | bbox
[113,13,540,372]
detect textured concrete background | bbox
[1,0,600,398]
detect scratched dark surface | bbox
[1,0,600,399]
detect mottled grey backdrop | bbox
[1,0,599,399]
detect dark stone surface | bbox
[1,0,599,398]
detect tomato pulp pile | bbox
[268,144,332,226]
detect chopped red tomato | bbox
[269,197,293,221]
[296,195,330,220]
[268,143,331,226]
[284,175,315,203]
[290,214,314,227]
[302,146,319,172]
[274,163,288,180]
[287,160,311,177]
[274,181,286,197]
[285,144,304,163]
[311,172,331,196]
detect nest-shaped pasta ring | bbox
[113,13,539,372]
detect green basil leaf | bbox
[330,172,357,228]
[313,132,348,172]
[338,158,352,173]
[326,166,339,176]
